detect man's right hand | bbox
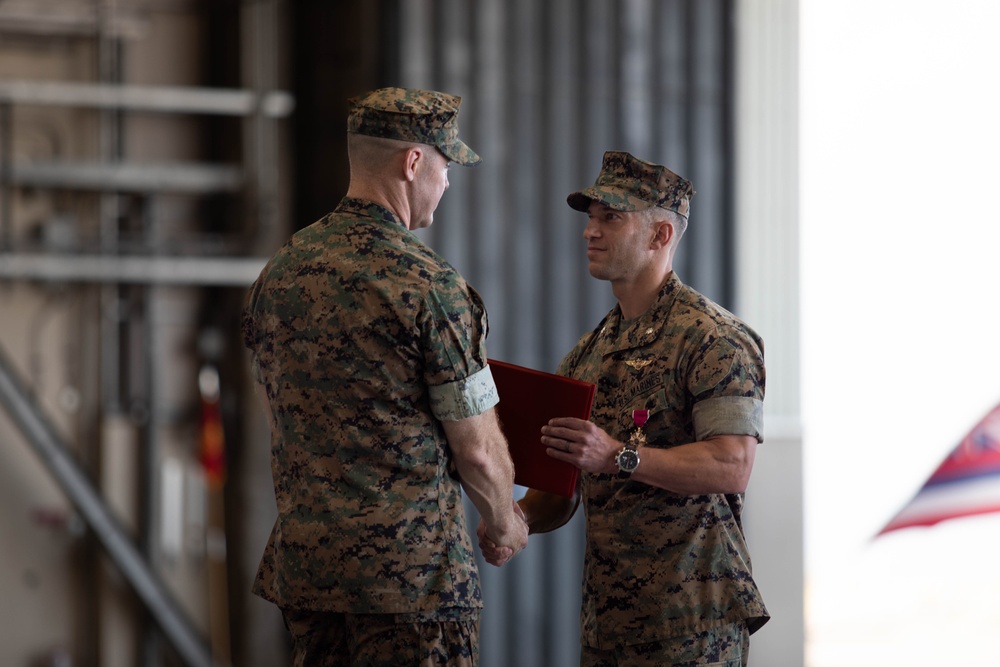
[477,500,528,567]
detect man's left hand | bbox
[541,417,619,475]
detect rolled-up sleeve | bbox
[429,364,500,421]
[692,396,764,442]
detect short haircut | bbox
[347,133,421,172]
[645,207,687,240]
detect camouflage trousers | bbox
[580,622,750,667]
[281,607,480,667]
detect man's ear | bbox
[651,219,674,249]
[403,146,423,182]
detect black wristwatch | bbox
[614,442,641,475]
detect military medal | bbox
[615,409,647,474]
[629,409,649,448]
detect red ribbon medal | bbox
[630,409,649,446]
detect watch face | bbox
[616,449,640,473]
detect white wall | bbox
[801,2,1000,666]
[737,1,804,665]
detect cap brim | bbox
[566,186,653,213]
[439,140,482,167]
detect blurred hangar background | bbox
[0,1,799,666]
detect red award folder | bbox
[488,359,597,498]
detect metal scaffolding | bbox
[0,8,292,664]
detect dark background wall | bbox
[287,0,735,370]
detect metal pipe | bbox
[9,162,243,194]
[0,253,266,286]
[0,102,10,249]
[0,79,294,118]
[0,342,215,667]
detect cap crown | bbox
[567,151,694,217]
[347,87,481,166]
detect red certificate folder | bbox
[488,359,597,498]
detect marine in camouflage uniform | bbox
[243,87,527,667]
[506,152,768,667]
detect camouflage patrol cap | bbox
[347,87,482,166]
[567,151,695,218]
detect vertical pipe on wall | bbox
[95,3,138,664]
[242,0,281,250]
[576,0,619,332]
[0,102,10,250]
[467,0,507,350]
[619,0,653,151]
[539,2,590,652]
[720,0,737,307]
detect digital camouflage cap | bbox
[567,151,695,218]
[347,87,481,166]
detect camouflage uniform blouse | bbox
[242,197,498,614]
[557,272,769,648]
